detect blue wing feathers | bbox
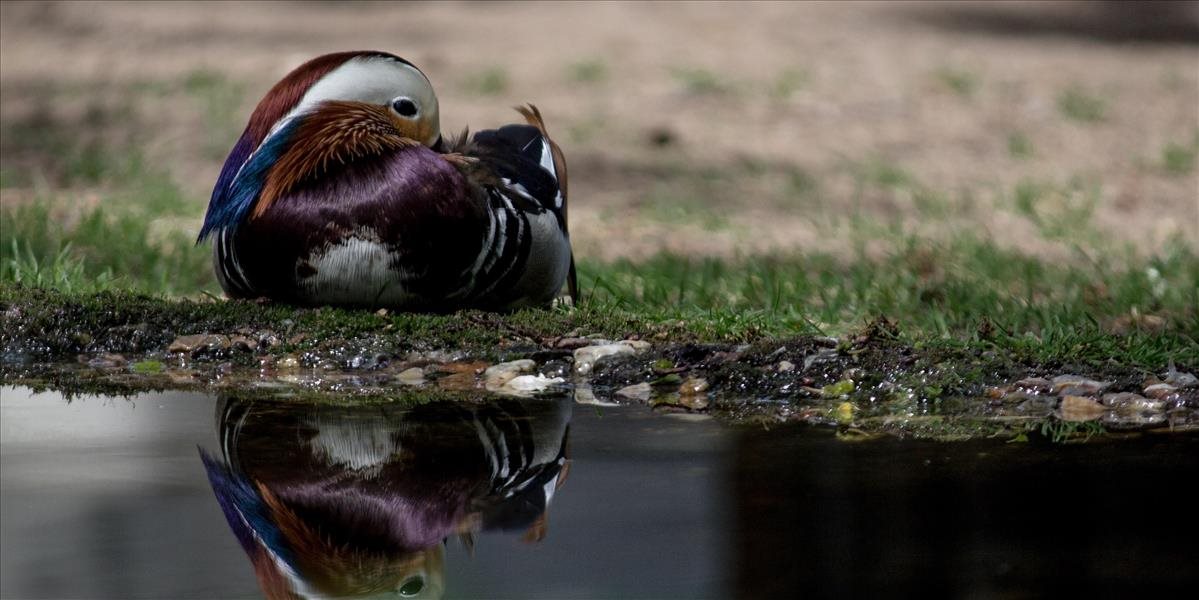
[198,448,294,565]
[197,119,301,241]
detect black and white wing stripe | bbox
[214,228,256,299]
[461,122,575,306]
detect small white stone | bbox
[574,344,635,375]
[777,360,796,373]
[484,359,537,390]
[574,383,619,406]
[499,374,565,395]
[1051,375,1110,395]
[615,382,652,402]
[1143,383,1179,399]
[397,367,426,386]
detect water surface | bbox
[2,386,1195,598]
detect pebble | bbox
[229,335,258,352]
[803,348,839,371]
[166,368,199,384]
[777,360,796,373]
[396,367,426,386]
[168,334,230,356]
[574,383,619,406]
[574,341,649,375]
[1101,392,1162,411]
[1164,365,1198,388]
[1014,377,1052,393]
[484,359,537,390]
[1050,375,1111,396]
[677,393,710,411]
[554,337,594,350]
[1058,395,1108,422]
[654,392,709,411]
[86,353,127,369]
[680,377,710,395]
[1102,411,1167,428]
[498,374,566,396]
[615,382,652,402]
[432,361,490,390]
[1143,383,1179,400]
[1015,396,1056,417]
[276,355,300,369]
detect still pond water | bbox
[1,386,1196,599]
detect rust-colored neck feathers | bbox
[253,101,417,219]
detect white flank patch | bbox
[305,414,398,472]
[300,236,417,306]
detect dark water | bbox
[1,386,1196,599]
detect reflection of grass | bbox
[1058,86,1106,123]
[1039,419,1105,444]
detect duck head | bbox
[198,51,441,241]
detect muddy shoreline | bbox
[4,285,1195,441]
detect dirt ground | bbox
[1,1,1197,261]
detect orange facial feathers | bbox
[252,101,418,220]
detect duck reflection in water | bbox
[199,396,573,599]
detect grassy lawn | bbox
[2,184,1195,369]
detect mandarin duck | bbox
[200,396,572,599]
[198,51,576,311]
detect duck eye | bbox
[398,575,425,596]
[392,98,418,118]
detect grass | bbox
[1007,131,1034,159]
[772,68,810,100]
[935,66,979,98]
[670,66,729,95]
[182,68,248,158]
[1010,176,1101,241]
[1161,138,1197,176]
[582,238,1196,350]
[1057,86,1107,123]
[462,67,510,96]
[5,195,1195,366]
[567,59,608,84]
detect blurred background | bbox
[1,0,1196,294]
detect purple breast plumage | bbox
[198,51,576,311]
